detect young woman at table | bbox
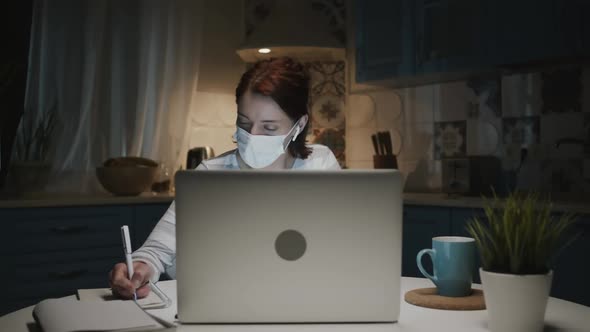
[109,56,340,299]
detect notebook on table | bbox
[33,296,163,332]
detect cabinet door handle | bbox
[48,268,88,280]
[49,225,89,234]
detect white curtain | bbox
[23,0,203,193]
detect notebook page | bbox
[77,288,163,306]
[33,297,162,332]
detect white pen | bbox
[120,225,137,301]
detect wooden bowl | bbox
[96,157,158,196]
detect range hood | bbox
[237,0,345,63]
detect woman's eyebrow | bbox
[262,119,280,123]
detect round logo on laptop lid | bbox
[275,230,307,261]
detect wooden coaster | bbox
[404,288,486,310]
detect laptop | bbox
[175,169,403,323]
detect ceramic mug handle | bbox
[417,249,437,283]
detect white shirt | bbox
[132,144,340,282]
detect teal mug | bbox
[416,236,476,297]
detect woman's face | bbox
[236,92,296,136]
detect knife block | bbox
[373,154,398,169]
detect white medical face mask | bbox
[235,121,302,169]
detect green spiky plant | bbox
[466,191,578,275]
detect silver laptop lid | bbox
[175,170,402,323]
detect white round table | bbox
[1,277,588,332]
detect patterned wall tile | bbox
[502,73,542,118]
[311,95,345,129]
[305,61,347,166]
[466,77,502,118]
[502,116,540,145]
[311,128,345,167]
[434,121,467,160]
[245,0,346,44]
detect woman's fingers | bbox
[109,261,154,299]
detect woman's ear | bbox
[291,115,308,142]
[299,114,309,130]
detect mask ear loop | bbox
[292,126,301,142]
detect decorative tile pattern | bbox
[311,0,346,44]
[311,95,345,128]
[541,68,582,114]
[245,0,346,44]
[311,128,345,167]
[305,61,347,166]
[244,0,275,37]
[466,77,502,117]
[502,116,540,145]
[306,61,346,100]
[434,121,466,160]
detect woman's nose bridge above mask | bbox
[249,124,266,136]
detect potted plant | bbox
[466,191,578,332]
[9,103,58,195]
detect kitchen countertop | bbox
[0,191,175,208]
[0,191,588,214]
[404,192,590,214]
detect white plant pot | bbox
[480,268,553,332]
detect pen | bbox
[120,225,137,301]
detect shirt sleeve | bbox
[132,201,177,283]
[132,162,209,282]
[323,148,341,170]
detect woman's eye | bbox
[264,126,279,132]
[237,122,251,129]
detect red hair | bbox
[235,57,311,159]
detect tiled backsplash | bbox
[347,66,590,195]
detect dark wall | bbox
[0,1,33,187]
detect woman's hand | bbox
[109,261,154,299]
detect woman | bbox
[109,57,340,299]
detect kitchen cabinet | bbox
[415,0,489,75]
[450,208,488,284]
[354,0,589,86]
[577,0,590,56]
[550,214,590,307]
[402,205,451,278]
[355,0,414,82]
[134,203,171,249]
[494,0,582,66]
[0,202,170,316]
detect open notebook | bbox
[33,297,164,332]
[77,282,172,310]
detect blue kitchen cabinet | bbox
[133,202,171,249]
[414,0,491,76]
[491,0,582,66]
[577,0,590,56]
[550,214,590,307]
[355,0,415,83]
[450,208,487,283]
[355,0,588,86]
[0,202,173,316]
[402,205,452,278]
[0,205,133,315]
